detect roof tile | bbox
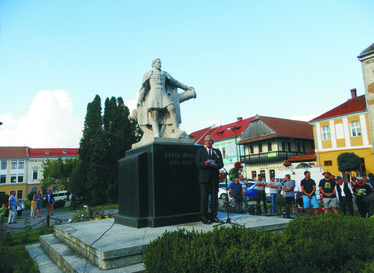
[309,95,366,122]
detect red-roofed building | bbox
[238,115,314,180]
[309,89,373,180]
[28,148,78,193]
[0,146,78,198]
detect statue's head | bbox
[152,58,161,68]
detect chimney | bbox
[237,117,243,122]
[350,88,357,99]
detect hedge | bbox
[143,214,374,273]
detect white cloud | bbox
[0,90,83,148]
[124,94,137,114]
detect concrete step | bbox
[26,244,63,273]
[38,234,145,273]
[53,219,145,270]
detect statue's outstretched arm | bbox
[166,72,190,90]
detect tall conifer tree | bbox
[71,95,137,205]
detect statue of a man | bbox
[134,58,196,145]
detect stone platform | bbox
[27,212,290,273]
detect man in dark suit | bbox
[335,176,354,216]
[195,135,224,224]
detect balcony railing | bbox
[240,151,303,163]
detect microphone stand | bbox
[213,151,244,227]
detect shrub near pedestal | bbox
[143,214,374,273]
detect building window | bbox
[335,123,344,139]
[18,174,23,183]
[287,143,291,152]
[322,126,330,141]
[46,150,50,154]
[18,160,24,169]
[11,174,16,183]
[350,120,361,137]
[259,144,262,153]
[63,150,67,154]
[302,143,306,152]
[250,145,254,154]
[33,170,38,180]
[1,160,6,170]
[11,160,17,169]
[268,142,272,152]
[324,160,332,166]
[260,170,266,181]
[0,175,5,183]
[222,147,226,159]
[297,143,301,152]
[17,190,23,200]
[281,142,286,151]
[252,171,256,179]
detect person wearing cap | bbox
[300,171,319,216]
[350,176,358,209]
[335,176,354,216]
[318,171,338,215]
[229,162,243,180]
[255,174,267,215]
[353,176,372,218]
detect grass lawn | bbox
[0,226,54,273]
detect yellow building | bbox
[0,146,28,200]
[309,89,373,180]
[0,146,79,199]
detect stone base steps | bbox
[28,233,145,273]
[27,213,290,272]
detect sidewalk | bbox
[3,207,119,233]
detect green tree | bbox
[103,97,133,203]
[40,157,77,196]
[337,152,361,173]
[74,95,105,204]
[70,95,138,205]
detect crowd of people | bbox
[249,171,374,218]
[213,161,374,219]
[1,189,56,225]
[195,135,373,224]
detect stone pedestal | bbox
[115,143,201,228]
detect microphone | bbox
[213,150,223,165]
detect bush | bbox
[23,200,31,210]
[144,214,374,272]
[0,193,9,206]
[70,200,79,210]
[283,214,374,272]
[27,191,36,201]
[53,200,65,209]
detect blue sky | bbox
[0,0,373,148]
